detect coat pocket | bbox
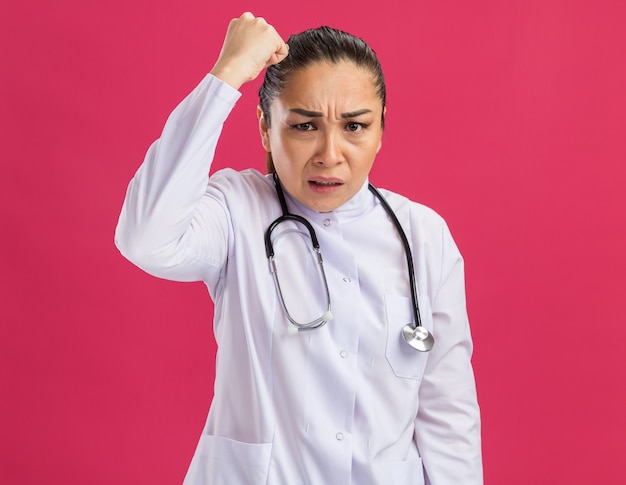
[384,294,431,380]
[183,434,272,485]
[372,457,425,485]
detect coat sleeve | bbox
[414,221,483,484]
[114,74,241,285]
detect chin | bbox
[309,200,342,213]
[299,189,349,212]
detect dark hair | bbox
[259,26,386,173]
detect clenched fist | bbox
[210,12,289,90]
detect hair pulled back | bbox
[259,26,386,173]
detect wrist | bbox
[209,63,248,91]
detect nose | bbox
[314,130,344,167]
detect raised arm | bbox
[114,13,288,283]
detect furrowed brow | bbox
[290,108,324,117]
[341,109,372,118]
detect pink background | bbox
[2,1,625,483]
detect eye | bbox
[346,122,365,133]
[293,122,315,131]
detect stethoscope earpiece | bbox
[402,324,434,352]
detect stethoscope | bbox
[264,174,434,352]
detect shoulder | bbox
[375,186,462,258]
[208,168,273,196]
[206,168,277,222]
[375,187,446,230]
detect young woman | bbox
[116,12,483,484]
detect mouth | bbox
[308,178,344,193]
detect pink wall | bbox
[2,1,625,483]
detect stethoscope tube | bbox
[367,184,434,352]
[265,174,434,351]
[265,175,333,331]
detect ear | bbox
[376,106,387,154]
[257,106,271,152]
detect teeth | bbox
[313,181,339,185]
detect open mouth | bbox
[310,180,343,186]
[308,179,344,194]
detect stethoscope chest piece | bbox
[402,324,435,352]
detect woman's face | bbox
[259,60,384,212]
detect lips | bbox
[308,177,344,186]
[308,177,344,194]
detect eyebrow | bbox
[289,108,373,118]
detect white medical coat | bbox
[115,74,483,484]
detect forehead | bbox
[275,60,381,110]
